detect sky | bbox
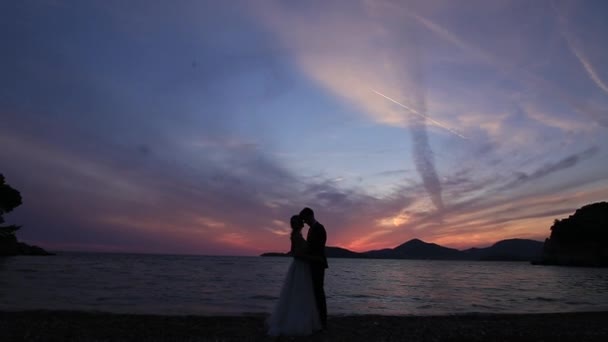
[1,0,607,255]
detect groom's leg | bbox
[311,266,327,328]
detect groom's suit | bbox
[307,221,328,328]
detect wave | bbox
[16,268,38,273]
[249,295,277,300]
[528,297,558,302]
[3,255,608,316]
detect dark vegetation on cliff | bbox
[537,201,608,267]
[0,174,52,256]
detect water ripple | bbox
[1,254,608,315]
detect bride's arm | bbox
[291,236,324,262]
[290,235,307,256]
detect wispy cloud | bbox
[501,146,599,189]
[397,3,608,128]
[256,1,456,211]
[553,2,608,96]
[264,227,291,236]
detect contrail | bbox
[370,88,468,139]
[553,4,608,97]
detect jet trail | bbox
[370,88,467,139]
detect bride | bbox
[267,215,322,336]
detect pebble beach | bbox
[2,310,608,341]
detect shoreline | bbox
[2,310,608,341]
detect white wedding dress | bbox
[267,232,322,336]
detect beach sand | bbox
[2,310,608,341]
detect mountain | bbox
[462,239,544,261]
[362,248,394,259]
[261,238,543,261]
[389,239,463,260]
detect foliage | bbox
[0,173,23,234]
[549,202,608,244]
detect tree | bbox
[0,174,22,237]
[548,202,608,244]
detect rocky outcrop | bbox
[0,233,54,256]
[537,202,608,267]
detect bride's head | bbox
[290,215,304,231]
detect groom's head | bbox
[299,207,315,225]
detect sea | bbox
[1,253,607,316]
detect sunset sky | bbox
[2,0,607,255]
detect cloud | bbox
[411,119,444,211]
[264,227,291,236]
[525,105,592,133]
[4,1,608,255]
[566,39,608,95]
[501,146,599,189]
[399,4,608,128]
[373,169,411,178]
[554,2,608,96]
[5,116,607,254]
[405,11,495,64]
[255,1,461,132]
[255,1,452,211]
[456,112,509,141]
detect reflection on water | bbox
[327,258,608,315]
[1,253,607,315]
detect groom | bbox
[300,207,328,330]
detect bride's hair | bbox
[290,215,302,239]
[290,215,302,230]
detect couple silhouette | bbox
[267,207,328,336]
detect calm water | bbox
[1,253,607,315]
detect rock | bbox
[0,236,54,256]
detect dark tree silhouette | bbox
[0,174,51,255]
[0,174,23,237]
[540,202,608,267]
[549,202,608,244]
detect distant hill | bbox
[390,238,463,260]
[261,238,544,262]
[326,246,365,258]
[463,239,544,261]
